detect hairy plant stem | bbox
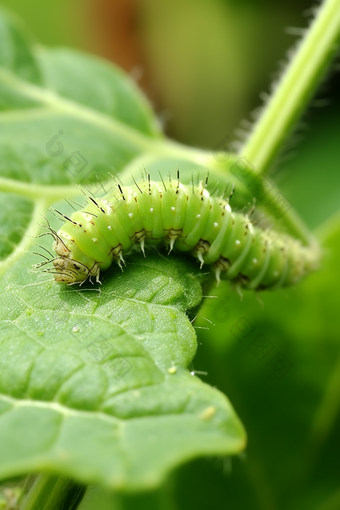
[241,0,340,175]
[20,474,85,510]
[228,0,340,247]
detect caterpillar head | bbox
[52,236,98,284]
[52,256,90,284]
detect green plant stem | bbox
[241,0,340,175]
[21,474,85,510]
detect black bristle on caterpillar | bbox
[36,173,319,290]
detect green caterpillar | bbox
[42,173,319,289]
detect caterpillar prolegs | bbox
[45,174,319,290]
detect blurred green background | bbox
[0,0,339,509]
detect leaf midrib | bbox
[0,67,162,151]
[0,390,204,423]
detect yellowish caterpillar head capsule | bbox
[52,257,89,283]
[52,237,99,284]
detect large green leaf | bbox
[0,4,163,188]
[0,250,245,490]
[0,8,246,491]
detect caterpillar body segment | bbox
[50,177,319,289]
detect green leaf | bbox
[0,249,245,490]
[37,48,160,137]
[0,9,246,492]
[0,5,163,188]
